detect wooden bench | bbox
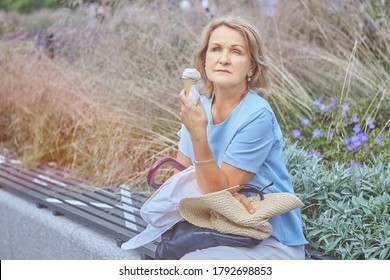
[0,153,333,260]
[0,154,162,259]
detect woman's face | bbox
[205,25,254,92]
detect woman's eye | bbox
[211,47,221,52]
[232,49,241,55]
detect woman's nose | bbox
[218,50,230,64]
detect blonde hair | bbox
[194,16,271,97]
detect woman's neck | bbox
[211,85,248,124]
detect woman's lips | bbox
[216,69,231,74]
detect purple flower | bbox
[344,159,361,172]
[320,103,328,111]
[329,97,337,110]
[350,160,361,168]
[358,133,369,143]
[366,118,375,129]
[308,150,321,157]
[292,129,302,140]
[327,131,334,140]
[313,99,328,112]
[301,118,310,128]
[342,103,350,116]
[345,135,361,151]
[353,124,361,134]
[374,136,384,143]
[313,99,322,107]
[351,115,359,123]
[345,136,355,151]
[346,144,354,151]
[351,135,361,148]
[312,128,325,137]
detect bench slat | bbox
[1,163,148,225]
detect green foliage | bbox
[284,140,390,260]
[59,0,122,10]
[0,0,61,13]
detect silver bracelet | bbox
[193,157,217,166]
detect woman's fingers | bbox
[234,193,255,214]
[178,89,192,107]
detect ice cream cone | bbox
[182,68,201,96]
[182,78,197,96]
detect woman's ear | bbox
[248,62,256,77]
[248,61,258,76]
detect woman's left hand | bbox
[233,193,255,214]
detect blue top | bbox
[178,90,308,246]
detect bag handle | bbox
[236,182,274,201]
[147,157,187,189]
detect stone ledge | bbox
[0,188,141,260]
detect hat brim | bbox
[179,190,303,240]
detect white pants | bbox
[180,237,305,260]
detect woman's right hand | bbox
[178,89,208,141]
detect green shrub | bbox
[284,140,390,260]
[0,0,60,14]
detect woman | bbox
[176,16,308,260]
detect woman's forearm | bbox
[192,137,229,193]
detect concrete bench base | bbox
[0,189,141,260]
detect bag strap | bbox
[147,157,187,189]
[237,182,274,201]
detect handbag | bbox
[155,220,261,260]
[155,183,274,260]
[121,165,202,250]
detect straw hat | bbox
[179,189,304,240]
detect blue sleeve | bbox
[177,124,193,159]
[222,109,275,173]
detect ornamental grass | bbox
[0,0,388,188]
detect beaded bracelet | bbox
[193,157,217,166]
